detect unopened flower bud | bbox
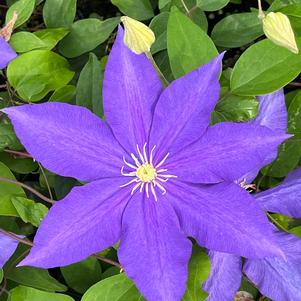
[263,12,299,54]
[0,11,18,41]
[120,16,155,54]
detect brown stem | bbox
[93,254,122,269]
[0,176,55,204]
[4,149,32,158]
[289,82,301,87]
[0,229,33,247]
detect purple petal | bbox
[0,233,19,267]
[203,251,242,301]
[166,122,290,183]
[244,232,301,301]
[19,178,131,268]
[103,27,163,153]
[118,193,192,301]
[150,54,223,162]
[254,89,287,133]
[240,89,288,183]
[2,103,124,182]
[255,167,301,218]
[0,37,17,69]
[168,180,283,258]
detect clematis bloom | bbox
[2,28,290,301]
[204,90,301,301]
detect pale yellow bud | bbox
[263,12,299,54]
[120,16,155,54]
[0,11,18,41]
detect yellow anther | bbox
[136,163,157,183]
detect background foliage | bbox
[0,0,301,300]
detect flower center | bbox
[120,143,176,201]
[136,163,157,182]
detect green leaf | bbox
[5,0,35,28]
[182,245,210,301]
[196,0,230,11]
[7,267,67,292]
[150,12,169,54]
[9,286,74,301]
[7,50,74,102]
[11,196,48,227]
[289,226,301,238]
[211,13,263,48]
[76,53,103,116]
[81,273,144,301]
[34,28,70,49]
[49,85,76,102]
[0,269,3,283]
[111,0,154,20]
[10,32,46,53]
[212,94,259,123]
[167,7,218,78]
[59,17,120,58]
[61,257,102,294]
[0,123,22,151]
[231,38,301,96]
[43,0,76,28]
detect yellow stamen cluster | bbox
[136,163,157,183]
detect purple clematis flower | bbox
[0,233,20,267]
[1,28,290,300]
[0,36,17,69]
[204,90,301,301]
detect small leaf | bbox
[76,53,103,116]
[11,196,48,227]
[10,286,74,301]
[43,0,76,28]
[7,50,74,102]
[196,0,230,11]
[7,267,67,292]
[61,257,102,294]
[150,12,169,54]
[0,269,3,283]
[81,273,144,301]
[231,38,301,96]
[49,85,76,103]
[167,7,218,78]
[58,18,120,58]
[34,28,69,49]
[5,0,35,28]
[0,123,22,151]
[111,0,154,21]
[10,32,46,53]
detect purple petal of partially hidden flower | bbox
[166,122,290,183]
[167,180,283,258]
[255,167,301,218]
[103,26,163,153]
[244,232,301,301]
[19,178,131,268]
[203,251,242,301]
[118,193,192,301]
[0,233,20,267]
[241,89,288,183]
[0,36,17,69]
[2,103,124,182]
[150,54,223,162]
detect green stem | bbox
[146,52,169,87]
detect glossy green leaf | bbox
[7,50,74,102]
[81,273,144,301]
[0,153,38,174]
[76,53,103,116]
[9,286,74,301]
[211,13,263,48]
[11,196,48,227]
[231,39,301,96]
[61,257,102,294]
[111,0,154,20]
[212,94,259,123]
[43,0,76,28]
[167,7,218,78]
[196,0,230,11]
[268,0,301,11]
[5,0,35,28]
[49,85,76,102]
[34,28,69,49]
[7,267,67,292]
[182,245,210,301]
[150,12,169,54]
[59,18,120,58]
[0,124,22,152]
